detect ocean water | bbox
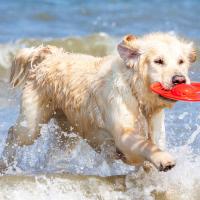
[0,0,200,199]
[1,0,200,42]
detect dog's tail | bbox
[10,45,56,87]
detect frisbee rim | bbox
[150,82,200,102]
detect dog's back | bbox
[10,45,113,135]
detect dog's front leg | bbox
[148,110,166,150]
[113,127,175,171]
[99,91,175,171]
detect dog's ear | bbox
[117,34,140,68]
[189,49,196,63]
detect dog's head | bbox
[118,33,196,92]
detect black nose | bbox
[172,75,186,85]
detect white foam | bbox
[1,146,200,200]
[125,146,200,200]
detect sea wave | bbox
[1,146,200,200]
[0,33,117,72]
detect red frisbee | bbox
[150,82,200,102]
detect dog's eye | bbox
[154,58,164,65]
[178,59,184,65]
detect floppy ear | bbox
[117,34,140,68]
[189,49,196,63]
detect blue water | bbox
[0,0,200,42]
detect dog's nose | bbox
[172,75,186,85]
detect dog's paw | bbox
[150,151,176,172]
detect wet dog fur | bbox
[2,32,196,172]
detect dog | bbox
[1,32,196,172]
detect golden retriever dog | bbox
[1,32,196,172]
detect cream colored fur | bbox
[2,32,196,172]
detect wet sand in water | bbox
[0,172,182,200]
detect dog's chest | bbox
[134,111,148,138]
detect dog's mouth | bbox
[151,82,177,103]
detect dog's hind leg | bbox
[0,82,54,171]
